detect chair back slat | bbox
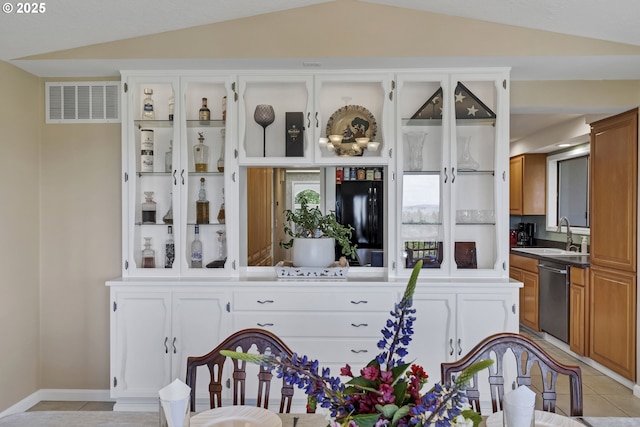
[441,332,583,417]
[186,328,298,413]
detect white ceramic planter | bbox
[291,237,335,268]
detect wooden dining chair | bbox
[185,328,296,413]
[441,332,583,416]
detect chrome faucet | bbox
[557,216,573,250]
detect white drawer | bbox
[233,290,394,312]
[233,312,384,337]
[284,337,381,365]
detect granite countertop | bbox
[510,243,590,268]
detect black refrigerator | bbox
[335,179,384,266]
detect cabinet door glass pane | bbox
[132,82,177,272]
[399,79,445,270]
[184,82,227,271]
[453,80,497,271]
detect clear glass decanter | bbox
[142,237,156,268]
[194,132,209,172]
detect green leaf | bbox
[392,381,408,406]
[375,403,398,419]
[391,405,411,427]
[347,376,378,389]
[403,260,422,303]
[219,350,269,366]
[455,359,494,388]
[350,413,382,427]
[390,362,411,382]
[461,409,483,427]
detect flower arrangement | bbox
[221,261,492,427]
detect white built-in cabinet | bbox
[110,67,517,412]
[109,288,229,410]
[120,73,239,278]
[395,71,509,278]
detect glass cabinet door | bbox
[237,74,313,166]
[124,76,181,277]
[181,77,234,275]
[396,73,449,275]
[396,71,508,278]
[450,76,500,275]
[313,73,392,165]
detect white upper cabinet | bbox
[120,68,509,281]
[394,70,509,278]
[237,74,314,166]
[313,72,394,165]
[121,72,239,278]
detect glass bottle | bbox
[140,129,154,172]
[142,237,156,268]
[199,97,211,121]
[216,230,227,261]
[217,129,225,172]
[168,90,175,121]
[165,139,173,173]
[222,96,227,121]
[142,88,155,120]
[196,177,210,224]
[191,225,203,268]
[163,194,173,224]
[165,226,175,268]
[142,191,157,224]
[194,132,209,172]
[217,187,226,224]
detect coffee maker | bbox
[516,222,535,246]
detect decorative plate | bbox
[326,105,377,143]
[486,410,583,427]
[190,406,282,427]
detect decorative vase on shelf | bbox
[404,131,426,171]
[254,104,275,157]
[457,135,479,171]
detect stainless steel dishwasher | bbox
[538,260,570,343]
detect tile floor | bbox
[26,331,640,417]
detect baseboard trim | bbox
[0,389,112,419]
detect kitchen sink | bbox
[512,247,582,256]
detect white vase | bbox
[404,131,426,171]
[291,237,335,268]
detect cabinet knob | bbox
[315,112,319,128]
[307,112,311,128]
[350,300,368,305]
[449,338,454,356]
[351,323,368,327]
[257,322,274,327]
[350,349,368,354]
[172,337,177,354]
[164,337,169,354]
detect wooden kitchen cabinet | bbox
[588,109,637,380]
[509,154,546,215]
[569,266,589,356]
[589,265,636,380]
[510,253,539,331]
[590,109,638,272]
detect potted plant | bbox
[280,196,357,268]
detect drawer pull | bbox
[257,323,274,327]
[351,323,368,327]
[257,300,274,304]
[350,300,368,305]
[350,349,368,354]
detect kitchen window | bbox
[546,144,590,234]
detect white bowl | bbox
[367,141,380,151]
[190,406,282,427]
[328,134,344,145]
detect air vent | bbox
[46,81,120,123]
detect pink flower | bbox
[340,364,354,377]
[378,383,395,404]
[361,365,379,380]
[380,370,394,383]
